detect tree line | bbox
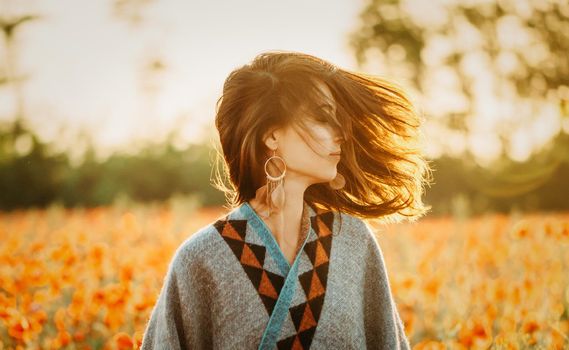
[1,119,568,216]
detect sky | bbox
[0,0,565,164]
[0,0,363,159]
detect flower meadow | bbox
[375,211,569,349]
[1,203,568,349]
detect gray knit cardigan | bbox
[140,200,411,349]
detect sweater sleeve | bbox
[358,218,411,350]
[140,261,188,350]
[140,243,214,350]
[394,304,412,350]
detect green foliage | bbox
[345,0,569,216]
[0,119,225,210]
[0,119,67,209]
[1,119,569,216]
[425,131,569,216]
[352,0,569,98]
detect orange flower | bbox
[412,339,448,349]
[89,243,108,266]
[104,309,125,332]
[120,263,135,282]
[458,319,492,348]
[73,330,86,342]
[8,316,31,342]
[57,330,72,347]
[400,277,415,289]
[521,320,539,334]
[423,277,440,298]
[132,330,144,349]
[493,331,519,349]
[561,223,569,239]
[1,204,567,348]
[93,289,106,304]
[114,332,134,350]
[54,308,67,331]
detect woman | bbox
[141,50,432,349]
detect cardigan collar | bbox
[240,199,318,237]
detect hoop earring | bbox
[263,148,286,216]
[328,172,345,190]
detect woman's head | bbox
[213,50,433,223]
[260,79,345,189]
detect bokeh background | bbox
[1,0,568,349]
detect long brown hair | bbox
[212,50,433,224]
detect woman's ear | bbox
[262,126,280,151]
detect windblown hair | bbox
[212,50,433,224]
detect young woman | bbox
[141,50,432,349]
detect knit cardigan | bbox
[140,200,411,349]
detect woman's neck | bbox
[249,174,310,251]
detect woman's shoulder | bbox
[336,211,377,242]
[168,212,236,271]
[168,207,380,269]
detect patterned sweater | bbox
[140,200,411,349]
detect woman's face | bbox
[267,81,343,185]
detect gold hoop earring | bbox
[263,149,286,216]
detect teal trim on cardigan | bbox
[241,201,290,275]
[257,218,314,349]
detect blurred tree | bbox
[350,0,569,208]
[349,0,569,155]
[0,119,68,209]
[58,132,225,208]
[2,0,568,214]
[0,12,41,120]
